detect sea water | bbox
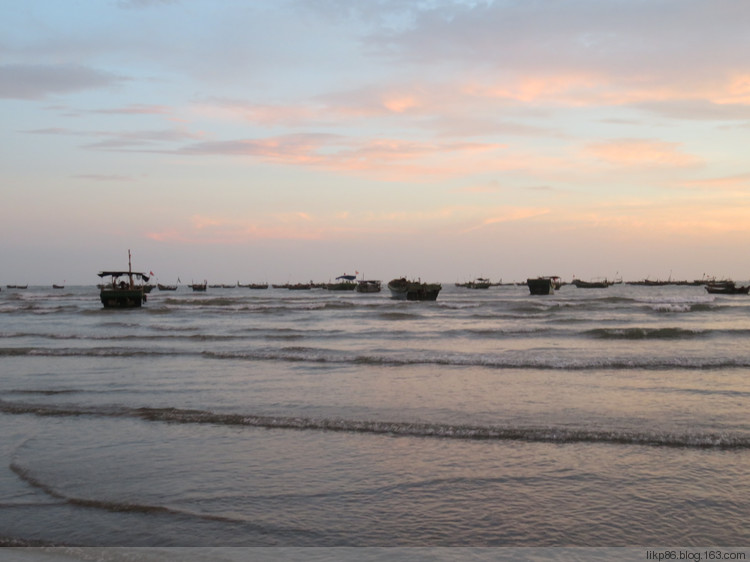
[1,283,748,550]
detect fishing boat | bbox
[387,278,442,301]
[526,276,561,295]
[456,278,492,289]
[356,279,381,293]
[705,281,750,295]
[571,278,610,289]
[157,283,177,291]
[247,283,269,289]
[52,284,65,289]
[98,250,149,308]
[190,281,207,292]
[327,275,357,291]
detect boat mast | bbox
[128,249,134,289]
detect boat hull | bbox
[705,284,750,294]
[326,282,357,291]
[387,279,442,301]
[356,281,381,293]
[527,278,554,295]
[572,280,609,289]
[100,289,146,308]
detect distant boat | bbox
[288,283,312,290]
[157,283,178,291]
[6,284,28,289]
[571,278,610,289]
[327,275,357,291]
[387,278,442,301]
[190,282,207,292]
[456,278,492,289]
[705,281,750,295]
[52,284,65,289]
[356,279,381,293]
[238,282,268,289]
[98,250,149,308]
[526,276,561,295]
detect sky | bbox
[2,0,750,285]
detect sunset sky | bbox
[3,0,750,285]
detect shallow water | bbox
[1,283,748,546]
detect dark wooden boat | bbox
[190,282,207,292]
[327,275,357,291]
[456,278,492,289]
[52,284,65,289]
[98,250,149,308]
[157,283,178,291]
[705,281,750,295]
[387,278,442,301]
[526,276,561,295]
[572,279,610,289]
[239,282,268,289]
[356,280,381,293]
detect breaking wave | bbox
[3,345,749,370]
[1,401,746,449]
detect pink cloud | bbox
[584,139,702,168]
[675,174,750,191]
[179,134,506,179]
[192,100,317,126]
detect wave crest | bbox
[2,401,746,449]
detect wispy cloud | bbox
[677,174,750,191]
[73,174,137,182]
[0,64,122,100]
[462,207,551,233]
[23,126,204,150]
[584,139,702,168]
[91,104,172,115]
[178,133,503,178]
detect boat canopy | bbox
[98,271,150,281]
[336,275,357,280]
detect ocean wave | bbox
[377,312,421,320]
[585,327,705,340]
[0,347,194,358]
[3,344,748,370]
[2,401,746,449]
[587,327,750,339]
[7,389,80,396]
[202,348,750,370]
[9,461,240,523]
[649,303,694,313]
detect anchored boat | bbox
[98,250,150,308]
[526,276,561,295]
[387,278,442,301]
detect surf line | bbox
[1,401,746,450]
